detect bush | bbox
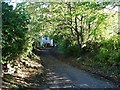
[97,35,120,66]
[109,49,120,66]
[64,45,80,56]
[99,47,110,62]
[2,2,30,63]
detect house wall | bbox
[40,36,54,47]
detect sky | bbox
[4,0,22,9]
[4,0,119,12]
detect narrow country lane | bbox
[39,48,116,89]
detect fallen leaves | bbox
[2,54,44,89]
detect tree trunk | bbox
[67,2,75,37]
[80,16,83,44]
[75,16,81,50]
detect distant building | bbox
[40,36,54,47]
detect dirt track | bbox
[39,48,116,89]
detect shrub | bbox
[64,45,80,56]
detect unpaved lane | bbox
[40,48,115,89]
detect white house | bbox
[40,36,54,47]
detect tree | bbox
[2,2,30,63]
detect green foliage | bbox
[2,1,120,76]
[2,2,30,63]
[64,45,80,56]
[98,35,120,66]
[99,47,110,61]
